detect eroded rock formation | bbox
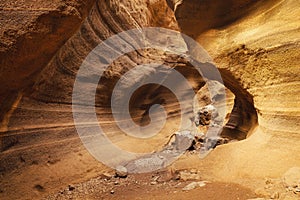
[0,0,299,199]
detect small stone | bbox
[110,190,115,194]
[114,181,119,185]
[265,178,273,185]
[150,181,157,185]
[101,172,113,180]
[115,166,128,178]
[152,175,160,182]
[34,184,45,192]
[68,184,75,191]
[182,181,207,191]
[182,182,199,191]
[197,181,207,187]
[190,169,198,174]
[89,188,95,193]
[286,186,293,191]
[173,131,194,151]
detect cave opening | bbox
[117,60,259,151]
[92,47,258,153]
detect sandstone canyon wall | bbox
[0,0,299,199]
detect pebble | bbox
[115,166,128,178]
[150,181,157,185]
[198,181,206,187]
[101,172,113,180]
[286,186,293,192]
[182,181,207,191]
[68,184,75,191]
[152,175,160,182]
[110,190,115,194]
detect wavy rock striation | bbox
[0,0,299,199]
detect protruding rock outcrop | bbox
[0,0,299,199]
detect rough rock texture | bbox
[0,0,299,199]
[0,0,95,125]
[172,0,300,182]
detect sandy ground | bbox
[45,171,257,200]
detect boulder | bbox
[115,166,128,178]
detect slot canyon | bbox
[0,0,299,199]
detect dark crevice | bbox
[220,69,258,140]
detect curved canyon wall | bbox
[0,0,299,199]
[172,0,300,179]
